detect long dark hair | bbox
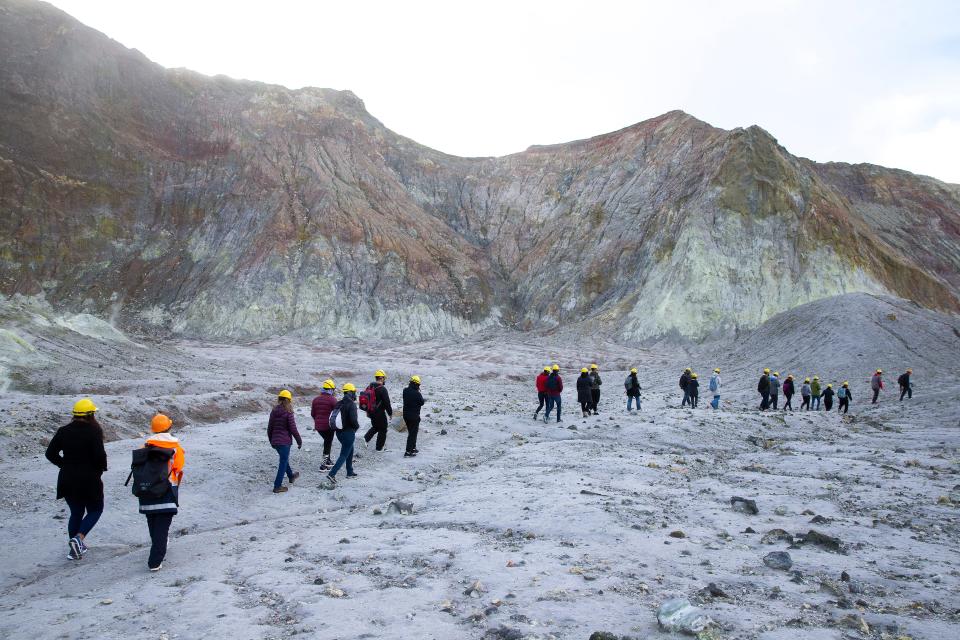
[277,397,293,412]
[77,414,105,441]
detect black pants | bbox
[690,394,698,408]
[800,395,810,410]
[770,394,779,410]
[784,393,793,411]
[824,398,833,411]
[146,512,174,569]
[759,392,770,410]
[405,416,420,453]
[900,385,912,400]
[365,414,389,450]
[535,392,546,415]
[65,495,104,539]
[320,430,335,456]
[590,389,600,413]
[580,400,590,413]
[838,398,849,413]
[872,388,880,403]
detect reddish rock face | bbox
[1,0,958,341]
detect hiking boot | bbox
[289,471,300,484]
[272,486,288,494]
[149,563,163,572]
[68,537,82,560]
[411,449,419,454]
[346,472,359,478]
[322,456,333,468]
[593,411,599,415]
[404,451,417,457]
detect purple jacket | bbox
[267,405,302,447]
[311,392,337,432]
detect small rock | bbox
[100,599,113,605]
[730,496,759,514]
[761,528,794,544]
[656,598,714,634]
[464,580,486,598]
[699,582,730,599]
[743,527,757,534]
[326,586,346,598]
[440,429,448,435]
[669,530,686,538]
[810,514,832,524]
[338,538,350,544]
[372,507,383,515]
[313,577,325,585]
[763,551,793,571]
[840,571,850,582]
[485,627,525,640]
[388,500,414,515]
[774,506,788,516]
[801,529,844,553]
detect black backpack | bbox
[125,446,174,499]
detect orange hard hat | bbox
[151,413,173,433]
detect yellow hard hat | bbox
[691,373,698,379]
[552,365,560,371]
[410,375,421,384]
[343,383,357,393]
[684,367,691,372]
[827,383,833,388]
[151,413,173,433]
[72,398,98,416]
[630,367,638,374]
[278,389,293,400]
[813,376,819,380]
[763,368,770,373]
[804,378,810,383]
[543,366,551,372]
[876,369,882,374]
[590,364,598,369]
[322,379,336,390]
[906,368,912,373]
[374,369,387,379]
[581,368,588,373]
[714,368,720,373]
[842,381,849,387]
[774,372,779,376]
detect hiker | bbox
[782,375,795,411]
[577,368,593,417]
[363,370,393,451]
[758,368,771,410]
[544,365,563,423]
[679,368,691,407]
[311,380,338,470]
[688,373,700,408]
[898,369,913,400]
[533,366,550,419]
[821,384,836,412]
[45,398,107,561]
[838,381,852,414]
[403,375,425,457]
[709,368,722,409]
[769,372,781,410]
[326,383,360,486]
[871,369,884,404]
[810,376,822,410]
[800,378,812,411]
[136,414,184,572]
[625,368,642,411]
[588,364,602,415]
[267,390,302,494]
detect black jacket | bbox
[688,379,700,396]
[679,373,690,390]
[576,374,592,403]
[402,384,424,419]
[821,387,835,401]
[625,374,641,397]
[373,384,393,419]
[898,373,910,387]
[757,375,770,394]
[45,420,108,502]
[337,396,360,431]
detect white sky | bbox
[47,0,960,183]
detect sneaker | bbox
[289,471,300,484]
[542,414,549,424]
[346,472,359,478]
[533,412,539,420]
[556,418,562,423]
[593,411,599,415]
[68,537,82,560]
[362,438,369,449]
[411,449,419,454]
[322,456,333,467]
[404,451,417,457]
[326,474,337,486]
[149,563,163,572]
[273,486,288,494]
[78,538,89,556]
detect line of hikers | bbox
[533,365,915,417]
[44,370,425,572]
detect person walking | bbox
[782,375,795,411]
[769,372,781,410]
[821,384,836,412]
[758,368,771,410]
[898,369,913,400]
[688,373,700,408]
[326,383,360,486]
[800,378,812,411]
[838,381,852,414]
[534,366,550,419]
[363,370,393,451]
[267,390,302,493]
[137,413,185,571]
[871,369,884,404]
[810,376,822,410]
[544,365,563,423]
[588,364,602,415]
[577,368,593,417]
[625,368,642,412]
[403,375,425,457]
[311,380,338,470]
[709,368,722,409]
[45,398,107,561]
[679,368,692,407]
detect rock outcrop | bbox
[1,0,958,341]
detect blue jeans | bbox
[329,430,356,477]
[545,396,562,421]
[812,396,821,410]
[272,444,294,489]
[627,395,641,410]
[65,495,103,538]
[710,395,720,409]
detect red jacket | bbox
[535,373,549,393]
[311,392,338,432]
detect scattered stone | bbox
[763,551,793,571]
[761,528,794,544]
[338,538,350,544]
[100,599,113,605]
[774,506,788,516]
[747,435,778,449]
[656,598,714,634]
[388,500,414,515]
[810,515,832,524]
[485,627,525,640]
[848,581,865,594]
[801,529,845,553]
[372,507,383,515]
[439,600,455,612]
[313,577,325,585]
[669,530,686,538]
[325,586,346,598]
[743,527,757,534]
[819,578,844,596]
[464,580,486,598]
[699,582,730,599]
[801,509,816,516]
[840,571,850,582]
[730,496,759,514]
[440,429,448,435]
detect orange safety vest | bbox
[145,432,185,485]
